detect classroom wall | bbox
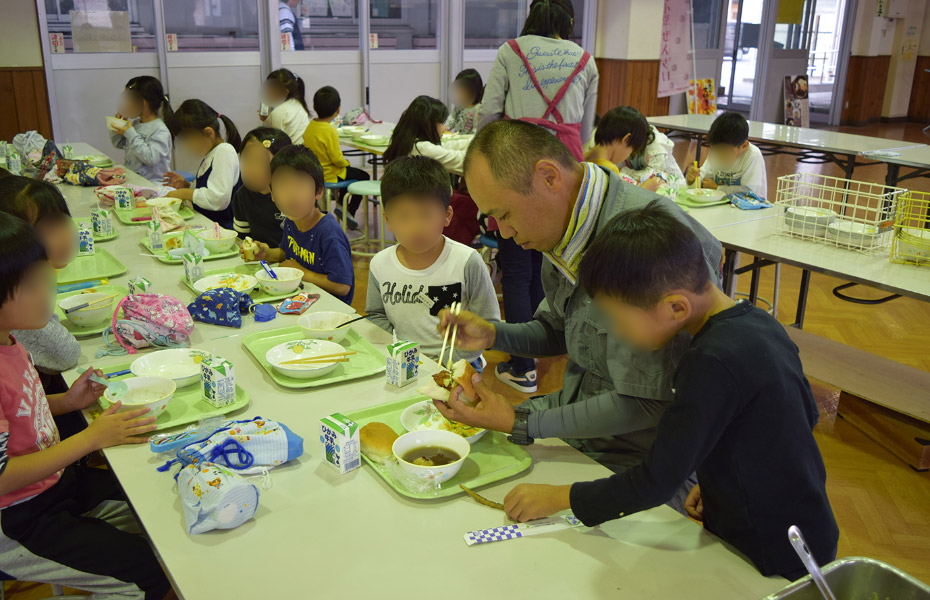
[0,0,53,140]
[0,0,44,68]
[907,4,930,122]
[368,56,441,121]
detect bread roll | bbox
[360,422,398,464]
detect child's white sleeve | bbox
[123,126,171,168]
[192,146,238,211]
[477,50,509,130]
[109,129,126,150]
[453,252,501,362]
[364,270,393,334]
[413,142,466,173]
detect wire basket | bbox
[890,190,930,267]
[774,173,905,255]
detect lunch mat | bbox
[181,263,308,304]
[85,361,250,432]
[675,189,731,209]
[242,326,385,389]
[57,248,128,285]
[114,205,195,225]
[344,396,533,500]
[55,284,128,337]
[140,232,239,264]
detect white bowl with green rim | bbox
[130,348,209,388]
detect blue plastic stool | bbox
[322,180,357,226]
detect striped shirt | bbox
[545,162,608,284]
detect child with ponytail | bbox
[261,69,311,144]
[164,99,242,229]
[108,75,172,182]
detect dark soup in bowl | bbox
[401,446,460,467]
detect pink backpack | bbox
[106,294,194,354]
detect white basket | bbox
[773,173,904,255]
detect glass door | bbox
[719,0,764,112]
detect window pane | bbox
[369,0,438,50]
[692,0,724,50]
[464,1,519,49]
[45,0,157,53]
[163,0,259,51]
[282,0,360,50]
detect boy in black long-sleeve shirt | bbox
[501,200,838,579]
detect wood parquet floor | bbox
[7,122,930,600]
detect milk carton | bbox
[91,208,113,237]
[112,187,135,211]
[128,276,152,295]
[319,413,360,474]
[183,253,204,283]
[61,142,74,159]
[147,220,164,250]
[201,356,236,408]
[386,340,419,387]
[76,220,95,256]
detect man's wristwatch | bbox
[507,406,534,446]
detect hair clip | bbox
[262,140,272,148]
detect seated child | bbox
[686,111,768,198]
[586,106,684,195]
[303,86,370,226]
[164,99,242,229]
[108,75,172,183]
[365,156,499,360]
[0,177,80,393]
[0,212,170,598]
[498,201,838,580]
[260,69,311,145]
[239,145,355,304]
[445,69,483,134]
[233,127,290,246]
[383,96,470,172]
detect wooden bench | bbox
[784,326,930,471]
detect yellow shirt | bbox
[303,120,350,182]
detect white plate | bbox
[131,348,211,388]
[684,188,726,203]
[265,339,346,380]
[400,400,487,444]
[193,273,258,293]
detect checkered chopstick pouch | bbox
[464,515,583,546]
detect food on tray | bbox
[417,359,477,404]
[80,288,99,294]
[359,422,399,464]
[241,236,259,261]
[165,236,183,250]
[401,445,460,467]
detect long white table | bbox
[56,145,785,599]
[649,114,930,187]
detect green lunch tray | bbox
[85,361,251,432]
[114,205,195,225]
[57,249,128,285]
[242,326,385,389]
[675,190,731,209]
[140,232,239,264]
[181,264,309,305]
[93,230,118,242]
[55,284,128,337]
[343,396,533,500]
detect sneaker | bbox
[495,362,538,394]
[333,207,358,230]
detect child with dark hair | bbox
[587,106,684,195]
[445,69,484,134]
[366,156,498,360]
[164,99,242,228]
[303,86,370,226]
[383,96,470,172]
[240,145,354,304]
[502,200,838,580]
[108,75,172,182]
[0,177,80,391]
[261,69,311,144]
[233,127,291,246]
[686,111,767,198]
[0,212,171,599]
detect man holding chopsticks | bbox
[434,120,722,513]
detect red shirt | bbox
[0,337,61,508]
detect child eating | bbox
[498,201,837,580]
[108,75,172,183]
[233,127,290,246]
[0,212,170,598]
[365,156,499,360]
[239,145,354,304]
[686,111,768,198]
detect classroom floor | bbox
[6,122,930,600]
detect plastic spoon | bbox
[79,367,128,399]
[787,525,838,600]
